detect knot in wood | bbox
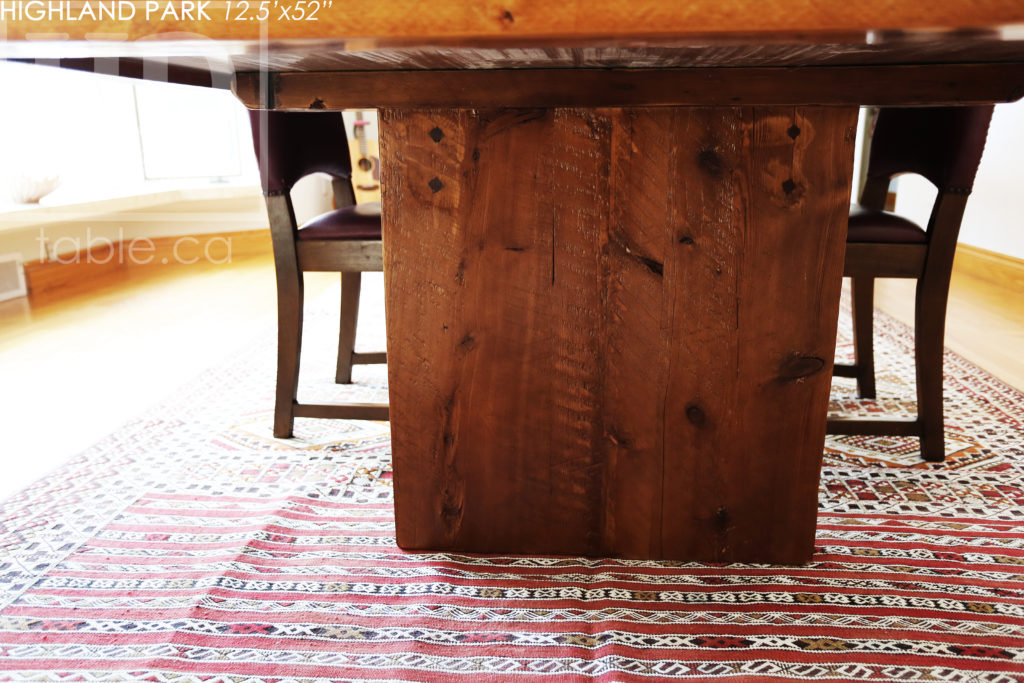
[777,354,825,382]
[779,178,806,206]
[697,148,725,177]
[685,403,707,428]
[457,333,477,354]
[440,499,463,522]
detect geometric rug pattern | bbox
[1,276,1022,681]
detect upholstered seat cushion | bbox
[297,201,382,241]
[847,205,927,244]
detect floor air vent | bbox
[0,255,27,302]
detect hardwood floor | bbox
[872,270,1024,392]
[0,249,1020,502]
[0,254,338,501]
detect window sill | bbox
[0,181,262,234]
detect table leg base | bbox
[381,106,856,563]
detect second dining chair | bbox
[249,109,388,438]
[828,106,994,462]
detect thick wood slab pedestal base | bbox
[380,106,856,564]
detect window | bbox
[133,80,248,181]
[0,61,257,208]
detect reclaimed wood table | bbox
[5,1,1023,563]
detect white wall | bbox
[894,100,1024,260]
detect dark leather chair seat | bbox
[298,201,383,241]
[828,105,994,463]
[847,205,927,244]
[249,109,388,438]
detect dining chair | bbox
[828,106,994,462]
[249,109,388,438]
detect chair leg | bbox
[336,271,362,384]
[851,277,877,399]
[274,272,304,439]
[915,280,948,463]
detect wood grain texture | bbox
[238,63,1024,110]
[222,36,1024,73]
[3,1,1023,43]
[381,105,856,563]
[295,239,384,272]
[14,35,1024,76]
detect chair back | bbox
[249,110,353,194]
[863,106,994,198]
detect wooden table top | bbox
[2,0,1024,45]
[3,3,1024,108]
[2,2,1024,110]
[2,1,1024,69]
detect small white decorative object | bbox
[5,173,60,204]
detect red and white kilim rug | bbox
[1,278,1022,682]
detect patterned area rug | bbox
[1,275,1022,682]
